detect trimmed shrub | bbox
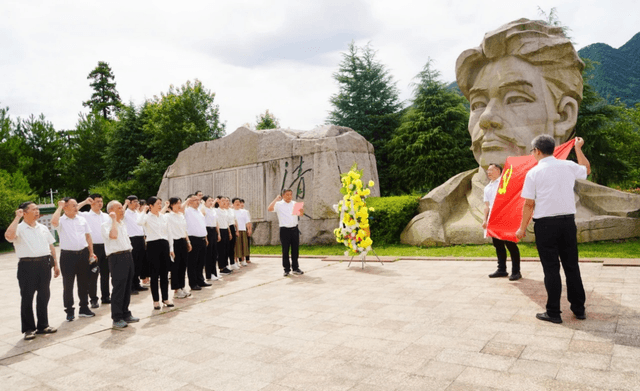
[367,195,420,245]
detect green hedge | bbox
[367,195,420,245]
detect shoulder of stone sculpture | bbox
[419,167,478,213]
[575,180,640,218]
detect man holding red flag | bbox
[516,135,591,324]
[483,163,521,281]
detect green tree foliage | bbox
[105,102,148,181]
[327,42,402,194]
[134,80,225,196]
[256,109,280,130]
[83,61,122,120]
[60,113,113,197]
[0,170,34,229]
[573,60,640,186]
[0,104,20,174]
[386,61,476,194]
[12,114,65,196]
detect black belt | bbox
[109,250,132,256]
[19,255,50,262]
[281,226,298,230]
[534,214,574,222]
[61,248,88,254]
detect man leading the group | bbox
[483,163,521,281]
[268,189,304,277]
[516,135,590,324]
[5,202,60,340]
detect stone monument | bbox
[402,19,640,246]
[157,125,380,245]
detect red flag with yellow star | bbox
[486,138,577,242]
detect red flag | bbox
[486,138,576,242]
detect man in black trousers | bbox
[5,202,60,340]
[516,135,591,324]
[268,189,304,277]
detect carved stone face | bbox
[468,56,559,169]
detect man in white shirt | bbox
[5,202,60,340]
[516,135,591,324]
[124,196,149,293]
[482,164,521,280]
[184,194,210,290]
[51,198,96,321]
[240,199,253,264]
[78,194,111,307]
[101,200,139,328]
[268,189,304,277]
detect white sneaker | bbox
[241,261,248,266]
[231,264,240,270]
[175,289,188,299]
[210,275,220,281]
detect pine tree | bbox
[83,61,122,120]
[327,42,402,194]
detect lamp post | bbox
[46,188,58,205]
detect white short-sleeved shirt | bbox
[80,210,110,244]
[234,209,250,231]
[185,206,207,237]
[124,209,144,237]
[217,208,229,229]
[137,212,169,242]
[204,207,218,228]
[167,212,188,242]
[521,156,588,219]
[57,214,90,251]
[101,219,133,256]
[274,200,299,228]
[9,221,55,258]
[483,179,500,209]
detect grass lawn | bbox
[252,238,640,259]
[1,238,638,259]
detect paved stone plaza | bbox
[1,250,639,390]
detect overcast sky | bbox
[2,0,639,134]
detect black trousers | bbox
[492,237,520,273]
[280,226,299,272]
[171,238,189,290]
[205,227,218,278]
[108,251,134,322]
[147,239,171,302]
[88,243,110,301]
[534,215,586,317]
[17,257,51,333]
[228,225,236,265]
[217,228,229,270]
[60,248,90,314]
[130,236,146,288]
[188,236,206,288]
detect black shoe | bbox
[124,316,140,323]
[102,298,111,304]
[200,282,212,287]
[79,308,95,318]
[66,313,75,322]
[283,271,290,277]
[134,285,148,291]
[509,272,522,281]
[292,269,304,275]
[90,299,99,309]
[536,312,562,324]
[489,270,509,278]
[131,290,139,295]
[220,268,233,275]
[574,312,587,320]
[191,285,202,291]
[24,330,36,340]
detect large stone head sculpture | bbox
[456,19,584,169]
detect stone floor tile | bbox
[508,358,559,379]
[435,349,516,372]
[480,342,525,358]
